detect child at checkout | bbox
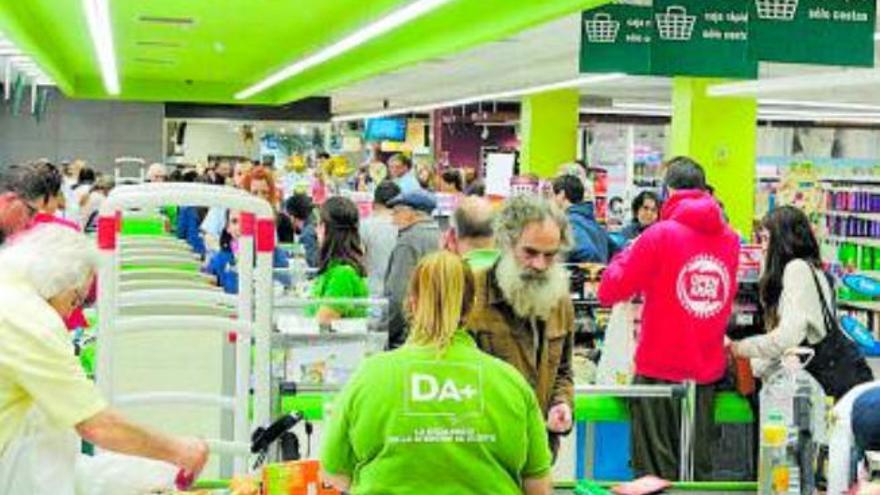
[204,210,291,294]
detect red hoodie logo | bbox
[676,255,731,319]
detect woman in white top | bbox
[731,206,872,397]
[730,206,832,371]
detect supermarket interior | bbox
[2,1,880,494]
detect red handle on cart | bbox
[175,469,195,491]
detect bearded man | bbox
[466,195,575,458]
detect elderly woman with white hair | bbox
[0,225,208,494]
[146,162,167,183]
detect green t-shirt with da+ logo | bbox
[321,331,552,495]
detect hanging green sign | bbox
[750,0,876,66]
[651,0,758,78]
[580,4,653,75]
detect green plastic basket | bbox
[714,391,754,424]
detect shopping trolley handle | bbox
[669,383,688,400]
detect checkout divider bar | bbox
[277,381,698,482]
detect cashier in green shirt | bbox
[321,252,553,495]
[306,197,369,326]
[444,196,500,271]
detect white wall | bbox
[179,122,255,164]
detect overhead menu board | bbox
[651,0,757,78]
[750,0,876,66]
[579,0,876,80]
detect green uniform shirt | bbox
[306,260,369,318]
[462,248,501,271]
[321,331,552,495]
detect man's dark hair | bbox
[77,168,96,185]
[389,153,412,169]
[3,162,63,203]
[552,174,585,204]
[664,156,706,191]
[374,180,401,208]
[441,169,464,193]
[285,193,314,221]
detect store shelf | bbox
[821,177,880,185]
[824,211,880,221]
[825,236,880,249]
[839,300,880,312]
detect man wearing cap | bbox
[383,190,441,349]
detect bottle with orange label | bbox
[759,411,790,495]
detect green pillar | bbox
[520,89,580,178]
[670,77,757,238]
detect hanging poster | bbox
[580,4,654,75]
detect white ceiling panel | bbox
[330,13,880,116]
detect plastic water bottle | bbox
[760,411,790,494]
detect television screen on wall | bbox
[364,118,407,142]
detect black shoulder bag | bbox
[804,268,874,401]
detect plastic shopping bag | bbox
[596,302,636,385]
[75,452,178,495]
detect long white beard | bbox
[495,253,570,321]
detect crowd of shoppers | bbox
[3,150,875,494]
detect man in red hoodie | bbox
[598,156,740,481]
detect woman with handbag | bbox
[730,206,873,400]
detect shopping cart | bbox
[756,0,799,21]
[583,12,620,43]
[655,5,696,41]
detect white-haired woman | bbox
[0,225,208,494]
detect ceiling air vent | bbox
[134,57,176,65]
[136,40,182,48]
[138,16,195,26]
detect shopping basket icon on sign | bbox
[756,0,799,21]
[656,6,695,41]
[584,12,620,43]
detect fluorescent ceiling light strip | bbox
[236,0,454,100]
[603,103,880,123]
[332,73,626,122]
[618,99,880,114]
[760,99,880,112]
[83,0,119,95]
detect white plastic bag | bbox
[596,302,637,385]
[75,452,178,495]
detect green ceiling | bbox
[0,0,608,105]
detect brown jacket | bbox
[466,266,575,415]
